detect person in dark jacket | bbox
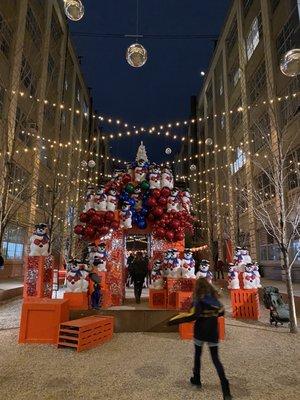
[169,278,232,400]
[131,252,148,303]
[0,252,4,270]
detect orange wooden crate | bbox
[179,317,225,340]
[149,289,167,309]
[176,291,193,311]
[19,299,70,344]
[167,291,177,309]
[63,292,89,310]
[101,290,112,308]
[230,289,260,320]
[57,315,114,352]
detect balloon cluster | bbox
[120,180,150,230]
[145,188,194,242]
[74,209,119,241]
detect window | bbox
[220,115,225,130]
[0,84,4,118]
[8,162,31,200]
[259,229,280,261]
[236,185,248,212]
[228,62,240,87]
[15,107,33,147]
[47,54,55,78]
[226,20,237,56]
[243,0,253,17]
[21,55,37,96]
[246,14,262,60]
[250,113,270,152]
[37,182,50,209]
[279,77,300,127]
[230,97,243,130]
[248,61,266,103]
[287,147,300,190]
[2,224,26,260]
[43,103,55,122]
[256,172,275,200]
[26,6,42,47]
[0,13,13,59]
[276,9,298,61]
[40,146,52,169]
[230,147,246,174]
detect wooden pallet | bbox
[57,315,114,352]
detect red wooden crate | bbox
[149,289,167,309]
[63,292,89,310]
[167,291,177,309]
[230,289,260,320]
[175,291,193,311]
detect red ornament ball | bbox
[111,221,119,230]
[153,207,164,217]
[170,219,180,229]
[158,197,167,206]
[160,187,171,198]
[152,189,161,199]
[147,197,157,207]
[122,173,132,185]
[86,209,96,219]
[79,212,89,223]
[166,231,174,241]
[105,211,115,221]
[84,225,95,238]
[74,224,84,235]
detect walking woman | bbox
[169,278,232,400]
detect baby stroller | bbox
[262,286,290,326]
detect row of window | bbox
[0,13,13,59]
[21,55,37,96]
[8,162,31,201]
[26,6,42,48]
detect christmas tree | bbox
[136,141,149,163]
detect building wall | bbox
[185,0,300,280]
[0,0,106,279]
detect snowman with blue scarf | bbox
[196,259,213,283]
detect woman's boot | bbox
[221,379,232,400]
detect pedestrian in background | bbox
[131,252,148,303]
[0,252,4,270]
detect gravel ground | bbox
[0,297,22,330]
[0,320,299,400]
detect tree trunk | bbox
[283,251,298,333]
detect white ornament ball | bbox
[81,160,87,167]
[190,164,196,171]
[64,0,85,21]
[205,138,213,146]
[280,49,300,77]
[126,43,148,68]
[88,160,96,168]
[165,148,172,155]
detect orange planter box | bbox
[63,292,89,310]
[149,289,167,309]
[176,291,193,311]
[230,289,260,320]
[179,317,225,341]
[19,299,69,344]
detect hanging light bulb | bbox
[126,43,147,68]
[205,138,213,146]
[280,49,300,77]
[64,0,85,22]
[165,147,172,155]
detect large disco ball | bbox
[126,43,147,68]
[81,160,87,167]
[205,138,213,146]
[190,164,196,171]
[280,49,300,77]
[165,148,172,155]
[64,0,85,21]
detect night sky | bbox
[69,0,230,163]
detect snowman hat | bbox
[200,259,209,264]
[99,242,105,248]
[35,223,47,229]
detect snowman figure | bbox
[167,187,181,212]
[94,185,107,212]
[106,187,118,211]
[196,259,213,283]
[181,189,192,214]
[234,246,252,271]
[240,247,252,266]
[169,249,182,278]
[84,186,95,212]
[87,243,101,264]
[243,263,257,289]
[125,162,134,180]
[253,262,262,288]
[134,159,147,182]
[150,260,164,289]
[29,223,50,256]
[65,260,84,292]
[131,186,143,211]
[94,242,108,272]
[227,263,240,290]
[162,249,172,276]
[120,201,132,229]
[161,166,174,189]
[149,164,162,189]
[181,250,196,278]
[77,261,90,292]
